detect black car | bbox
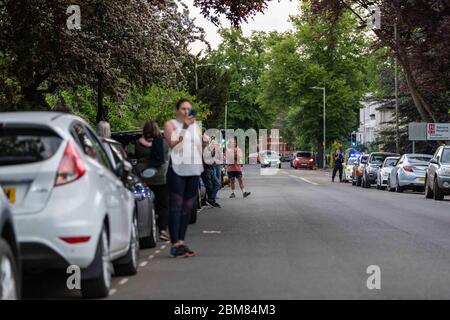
[101,138,157,249]
[362,152,400,188]
[0,189,21,300]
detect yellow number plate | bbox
[3,188,16,204]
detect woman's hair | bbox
[176,98,192,110]
[143,121,160,139]
[96,121,111,138]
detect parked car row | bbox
[348,146,450,201]
[0,112,208,300]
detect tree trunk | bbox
[96,74,107,123]
[22,86,50,110]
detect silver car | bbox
[388,154,432,192]
[376,157,400,190]
[425,146,450,200]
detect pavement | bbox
[23,164,450,299]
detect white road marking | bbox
[109,289,117,296]
[203,230,222,234]
[299,177,319,186]
[118,278,129,286]
[139,261,148,267]
[161,245,166,249]
[148,255,155,259]
[155,250,160,254]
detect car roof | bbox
[0,111,87,128]
[404,153,433,157]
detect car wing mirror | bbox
[430,158,439,165]
[123,160,132,173]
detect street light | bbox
[311,86,326,169]
[225,100,238,130]
[195,63,219,91]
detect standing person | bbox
[202,136,221,208]
[210,137,223,186]
[227,137,251,198]
[332,149,344,182]
[135,121,170,241]
[96,121,111,138]
[164,99,203,257]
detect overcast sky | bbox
[186,0,300,54]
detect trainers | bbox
[159,232,170,242]
[243,191,251,198]
[206,199,215,207]
[230,193,236,198]
[212,201,221,208]
[181,245,197,257]
[170,246,185,257]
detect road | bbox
[23,164,450,299]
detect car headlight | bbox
[439,167,450,176]
[367,166,378,173]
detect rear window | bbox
[297,152,312,158]
[408,156,432,163]
[0,126,62,166]
[370,154,389,164]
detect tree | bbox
[206,28,275,130]
[258,4,374,164]
[0,0,203,121]
[311,0,450,122]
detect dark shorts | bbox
[227,171,242,179]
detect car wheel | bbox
[115,214,140,276]
[425,177,434,199]
[140,208,157,249]
[0,239,19,300]
[433,177,445,201]
[395,177,403,193]
[81,226,112,299]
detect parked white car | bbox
[376,156,400,190]
[259,150,281,168]
[0,112,137,298]
[0,189,20,300]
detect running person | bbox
[226,137,251,198]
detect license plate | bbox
[3,187,16,204]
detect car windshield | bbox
[408,155,432,163]
[441,149,450,164]
[0,126,62,166]
[347,157,358,165]
[383,158,398,167]
[297,152,312,158]
[370,154,389,164]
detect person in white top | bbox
[164,99,203,257]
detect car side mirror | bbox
[123,160,132,173]
[430,158,439,165]
[353,161,358,165]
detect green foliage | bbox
[46,86,210,132]
[258,5,374,150]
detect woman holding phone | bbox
[164,99,203,257]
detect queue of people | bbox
[126,99,251,258]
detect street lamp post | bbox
[394,23,400,154]
[311,87,326,169]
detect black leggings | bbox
[149,184,169,231]
[167,166,200,244]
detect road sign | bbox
[408,123,427,141]
[427,123,450,140]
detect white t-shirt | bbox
[168,119,203,177]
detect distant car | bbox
[260,151,281,168]
[0,190,20,300]
[361,152,400,188]
[352,155,368,186]
[0,112,137,299]
[343,157,359,183]
[101,138,157,248]
[388,154,432,192]
[376,156,400,190]
[292,151,315,170]
[425,146,450,200]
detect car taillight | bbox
[403,165,414,172]
[55,142,86,186]
[60,236,91,244]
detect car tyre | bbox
[424,177,434,199]
[395,177,403,193]
[81,226,112,299]
[0,239,19,300]
[140,209,157,249]
[433,177,445,201]
[115,214,140,276]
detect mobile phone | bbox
[188,109,197,117]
